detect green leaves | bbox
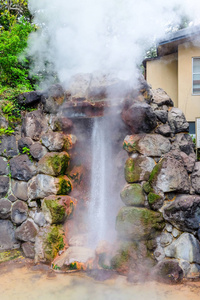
[0,16,34,87]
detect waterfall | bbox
[87,117,113,247]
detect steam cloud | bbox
[28,0,200,86]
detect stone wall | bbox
[116,86,200,281]
[0,85,79,261]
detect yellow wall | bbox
[178,43,200,122]
[146,53,178,107]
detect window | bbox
[193,58,200,95]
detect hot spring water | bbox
[87,116,117,248]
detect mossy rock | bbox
[143,182,153,194]
[42,195,77,224]
[44,225,65,261]
[116,206,165,240]
[57,176,72,195]
[42,199,65,224]
[111,240,155,274]
[124,157,155,183]
[123,135,140,153]
[38,152,70,176]
[120,184,145,207]
[148,192,163,210]
[148,159,164,186]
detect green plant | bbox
[0,127,15,136]
[22,146,33,161]
[69,262,77,270]
[52,264,61,270]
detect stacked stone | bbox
[0,85,77,261]
[116,86,200,280]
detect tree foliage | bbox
[0,1,35,89]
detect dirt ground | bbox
[1,258,200,300]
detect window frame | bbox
[192,57,200,96]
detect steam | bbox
[28,0,200,87]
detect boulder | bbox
[172,133,195,156]
[168,108,189,133]
[38,152,70,176]
[147,192,164,211]
[49,115,73,132]
[33,212,46,227]
[152,88,174,107]
[15,219,38,242]
[22,242,35,259]
[41,131,65,151]
[137,134,171,157]
[187,263,200,279]
[52,246,96,270]
[0,157,9,175]
[122,101,157,134]
[116,206,165,240]
[163,194,200,233]
[123,135,141,153]
[155,124,172,137]
[0,220,20,250]
[21,110,48,141]
[164,233,200,263]
[180,151,195,173]
[0,135,18,158]
[191,162,200,194]
[0,116,8,129]
[18,137,33,153]
[0,176,9,198]
[11,200,28,225]
[150,151,190,193]
[10,155,36,181]
[120,184,145,206]
[154,109,168,123]
[125,156,155,183]
[29,143,47,161]
[160,233,173,247]
[0,198,12,219]
[42,195,77,224]
[11,180,28,201]
[28,174,72,200]
[17,91,42,106]
[153,260,183,284]
[41,84,65,114]
[111,240,155,276]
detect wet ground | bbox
[1,258,200,300]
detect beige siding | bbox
[178,43,200,122]
[146,53,178,107]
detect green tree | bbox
[0,16,34,87]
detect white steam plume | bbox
[28,0,200,86]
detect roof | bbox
[157,25,200,56]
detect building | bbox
[143,26,200,133]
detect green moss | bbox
[47,153,70,176]
[57,178,72,195]
[123,141,137,153]
[45,225,65,260]
[148,193,161,205]
[0,249,22,263]
[44,199,65,224]
[149,160,164,185]
[116,207,165,240]
[143,182,153,194]
[111,249,130,269]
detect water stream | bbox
[88,117,114,247]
